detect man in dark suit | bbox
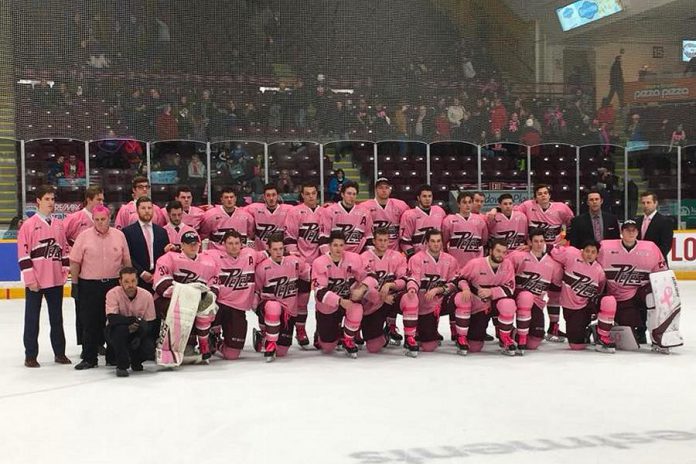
[122,196,169,294]
[568,190,620,248]
[635,191,674,262]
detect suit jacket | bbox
[568,211,620,248]
[636,213,674,261]
[122,221,169,290]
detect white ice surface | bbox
[1,284,695,464]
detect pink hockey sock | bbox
[263,301,282,342]
[400,292,419,337]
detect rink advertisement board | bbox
[669,231,696,270]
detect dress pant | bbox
[78,278,118,364]
[24,286,65,359]
[105,321,153,370]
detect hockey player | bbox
[199,187,255,251]
[175,186,205,231]
[400,229,458,356]
[163,200,196,250]
[399,184,447,260]
[597,220,667,351]
[472,191,486,215]
[255,232,311,361]
[486,193,528,253]
[248,184,293,251]
[284,182,323,347]
[508,229,564,350]
[517,184,574,341]
[319,181,373,254]
[208,230,265,360]
[550,240,616,353]
[115,176,168,229]
[359,177,409,252]
[452,239,519,355]
[312,231,367,358]
[152,231,219,359]
[359,227,409,352]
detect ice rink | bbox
[0,284,695,464]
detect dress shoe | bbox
[116,368,130,377]
[74,360,97,370]
[54,355,72,365]
[24,358,40,368]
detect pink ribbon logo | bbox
[660,286,673,308]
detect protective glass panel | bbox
[150,140,207,206]
[376,141,427,207]
[529,144,577,213]
[210,141,266,206]
[88,138,147,213]
[323,141,374,204]
[268,141,319,205]
[429,141,478,212]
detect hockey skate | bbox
[264,340,277,362]
[354,332,365,349]
[651,344,671,355]
[516,334,527,356]
[498,332,518,356]
[404,335,419,358]
[343,336,358,359]
[456,335,469,356]
[386,323,403,346]
[252,328,264,353]
[595,334,616,354]
[545,322,566,343]
[295,325,310,349]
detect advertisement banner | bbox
[624,77,696,105]
[668,231,696,270]
[24,202,82,220]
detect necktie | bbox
[592,215,602,242]
[143,223,154,270]
[642,216,651,238]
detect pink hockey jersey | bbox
[597,239,667,302]
[456,257,516,314]
[508,250,563,309]
[198,205,255,251]
[359,198,410,251]
[284,204,323,263]
[406,250,458,315]
[182,206,205,230]
[312,251,366,314]
[247,203,292,251]
[153,251,218,298]
[442,213,489,266]
[517,200,574,244]
[255,255,311,316]
[360,248,408,315]
[319,202,373,254]
[208,247,264,311]
[163,222,196,247]
[550,245,606,310]
[63,208,93,246]
[17,214,70,289]
[487,210,528,252]
[399,206,447,256]
[114,200,168,230]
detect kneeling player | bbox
[453,239,520,355]
[508,229,564,350]
[208,230,265,360]
[400,229,458,356]
[551,240,616,353]
[153,231,218,360]
[597,220,669,352]
[255,232,311,362]
[312,231,366,358]
[359,227,409,353]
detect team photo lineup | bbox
[18,174,683,377]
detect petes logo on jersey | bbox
[327,277,355,297]
[299,223,320,243]
[564,271,599,298]
[173,269,203,284]
[494,230,526,249]
[217,268,254,290]
[413,226,437,244]
[419,273,443,291]
[605,264,649,286]
[448,231,483,251]
[264,276,298,299]
[529,221,561,241]
[515,271,550,295]
[31,238,63,260]
[334,224,364,245]
[373,220,399,239]
[255,223,279,241]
